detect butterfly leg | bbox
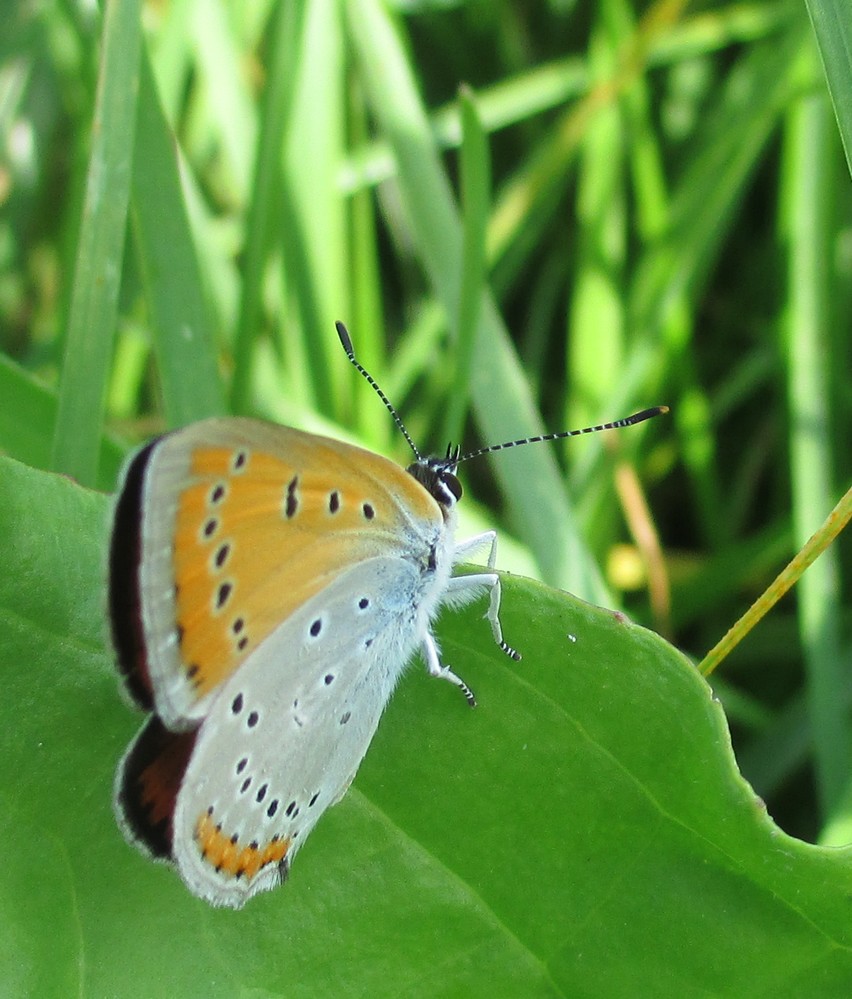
[449,532,521,661]
[422,632,477,707]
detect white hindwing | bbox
[172,554,449,906]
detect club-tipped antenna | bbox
[456,406,670,464]
[336,321,422,461]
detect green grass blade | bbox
[345,0,608,600]
[781,86,848,818]
[805,0,852,175]
[230,0,303,415]
[184,0,256,201]
[131,51,226,427]
[567,0,628,441]
[337,5,790,199]
[282,0,347,415]
[0,354,125,489]
[442,85,490,447]
[50,0,142,486]
[626,19,806,387]
[698,488,851,675]
[346,94,387,443]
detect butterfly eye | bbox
[442,472,462,501]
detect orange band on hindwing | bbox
[195,811,290,881]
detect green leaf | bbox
[4,454,852,994]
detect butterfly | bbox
[108,321,667,907]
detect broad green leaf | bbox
[2,454,852,996]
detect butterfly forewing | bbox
[127,418,445,729]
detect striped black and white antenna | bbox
[336,321,669,463]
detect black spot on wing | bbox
[285,475,299,518]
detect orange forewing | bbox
[169,429,441,700]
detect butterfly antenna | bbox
[335,322,422,461]
[456,406,670,463]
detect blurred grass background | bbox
[1,0,850,846]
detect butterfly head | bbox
[406,445,463,514]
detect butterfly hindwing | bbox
[167,556,432,907]
[114,715,198,860]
